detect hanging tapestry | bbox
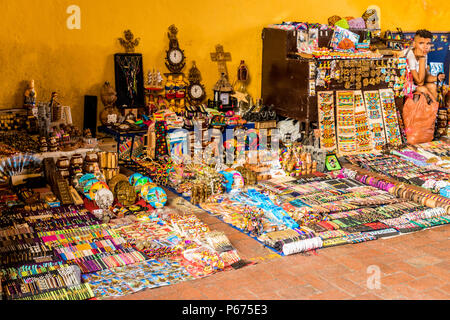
[317,91,337,153]
[336,91,357,155]
[353,90,375,153]
[363,90,386,151]
[379,88,402,146]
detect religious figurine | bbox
[99,81,121,126]
[100,81,117,107]
[24,80,36,111]
[235,60,249,93]
[168,25,179,48]
[118,30,140,53]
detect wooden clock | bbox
[165,25,186,73]
[187,61,206,105]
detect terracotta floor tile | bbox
[435,260,450,270]
[420,289,449,300]
[254,291,281,300]
[391,284,450,300]
[352,293,382,300]
[304,274,339,292]
[343,268,375,285]
[388,261,428,278]
[316,263,353,279]
[330,256,366,272]
[406,275,445,291]
[405,255,443,268]
[275,285,318,300]
[309,288,353,300]
[371,287,405,300]
[387,284,427,299]
[177,287,208,300]
[371,253,410,264]
[379,272,416,286]
[245,278,292,296]
[371,262,398,276]
[417,245,450,259]
[224,288,258,300]
[439,283,450,295]
[329,277,367,296]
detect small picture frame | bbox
[130,108,138,119]
[325,154,342,171]
[297,29,309,53]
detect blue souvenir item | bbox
[129,173,144,185]
[144,187,167,209]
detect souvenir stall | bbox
[263,25,412,146]
[1,9,450,301]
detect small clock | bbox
[188,83,206,101]
[165,25,186,73]
[167,48,184,65]
[187,61,206,105]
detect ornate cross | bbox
[210,44,231,80]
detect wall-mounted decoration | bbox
[114,53,145,108]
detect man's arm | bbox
[410,56,427,85]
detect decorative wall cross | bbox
[210,44,231,80]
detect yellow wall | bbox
[0,0,449,127]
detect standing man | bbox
[404,29,446,99]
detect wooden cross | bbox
[210,44,231,80]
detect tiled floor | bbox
[113,196,450,300]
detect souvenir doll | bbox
[165,76,176,99]
[24,80,36,112]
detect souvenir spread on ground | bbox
[1,12,450,301]
[0,190,248,300]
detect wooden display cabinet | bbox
[261,27,398,129]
